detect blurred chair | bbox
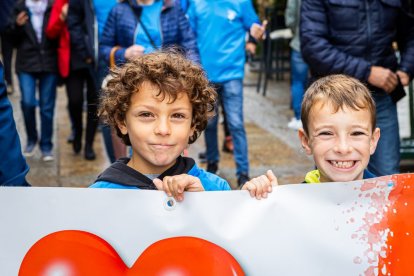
[256,5,292,96]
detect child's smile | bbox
[329,160,358,170]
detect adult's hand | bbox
[250,20,267,41]
[16,11,29,26]
[60,3,68,21]
[368,66,398,93]
[397,70,410,86]
[125,45,145,60]
[246,42,256,55]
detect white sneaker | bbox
[42,151,54,162]
[287,118,303,130]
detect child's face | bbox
[299,101,380,182]
[118,82,194,174]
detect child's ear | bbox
[370,127,381,155]
[189,125,196,139]
[117,119,128,135]
[298,128,312,155]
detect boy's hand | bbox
[242,170,278,200]
[153,174,205,202]
[250,20,267,41]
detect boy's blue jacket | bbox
[91,156,230,191]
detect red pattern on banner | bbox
[378,174,414,275]
[19,230,244,276]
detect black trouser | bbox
[66,68,98,149]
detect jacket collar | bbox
[94,156,195,189]
[304,169,376,184]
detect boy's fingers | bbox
[243,181,256,197]
[159,175,205,202]
[166,176,178,198]
[165,176,178,197]
[248,182,257,198]
[153,178,164,190]
[267,170,278,190]
[179,174,204,192]
[252,178,263,200]
[258,175,271,195]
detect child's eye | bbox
[351,131,367,136]
[172,113,186,119]
[318,131,332,136]
[138,112,154,118]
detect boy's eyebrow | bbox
[350,124,370,129]
[312,124,334,131]
[312,123,371,131]
[130,105,192,112]
[130,104,157,110]
[169,106,192,112]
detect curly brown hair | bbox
[99,50,217,145]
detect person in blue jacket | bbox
[0,0,30,186]
[91,51,272,201]
[186,0,266,187]
[99,0,199,66]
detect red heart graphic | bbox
[19,230,244,276]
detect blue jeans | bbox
[290,49,308,119]
[18,72,57,152]
[368,92,400,176]
[205,79,249,176]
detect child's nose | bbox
[333,137,353,153]
[154,118,171,135]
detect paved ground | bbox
[14,62,414,188]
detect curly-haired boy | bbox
[91,51,270,200]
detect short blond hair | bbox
[301,74,376,135]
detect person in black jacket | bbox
[66,0,99,160]
[300,0,414,176]
[8,0,58,162]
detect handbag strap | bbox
[109,46,121,68]
[127,0,158,49]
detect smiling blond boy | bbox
[299,74,380,183]
[244,74,380,189]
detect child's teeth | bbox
[332,161,354,168]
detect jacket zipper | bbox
[89,0,98,68]
[365,0,372,62]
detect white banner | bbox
[1,174,412,275]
